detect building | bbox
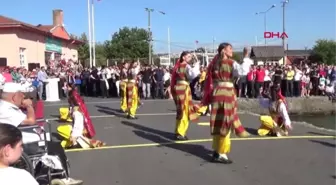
[250,45,285,65]
[0,9,83,70]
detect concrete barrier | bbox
[237,96,336,115]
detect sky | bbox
[1,0,335,53]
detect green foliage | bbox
[232,52,241,62]
[71,33,107,67]
[312,39,336,65]
[70,33,90,66]
[104,27,151,59]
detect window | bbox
[19,48,26,67]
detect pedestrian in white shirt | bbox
[239,47,253,97]
[293,66,303,97]
[186,54,200,99]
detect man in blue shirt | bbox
[37,67,48,100]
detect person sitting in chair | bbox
[0,82,83,185]
[57,86,105,149]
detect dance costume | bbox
[202,55,249,163]
[120,67,128,112]
[171,60,202,140]
[126,65,140,119]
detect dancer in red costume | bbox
[69,85,96,138]
[57,84,105,149]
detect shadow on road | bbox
[121,120,175,140]
[245,127,259,136]
[96,105,127,118]
[121,121,213,162]
[309,140,336,148]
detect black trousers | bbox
[100,80,109,98]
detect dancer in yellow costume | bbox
[57,89,105,149]
[119,62,129,113]
[126,60,140,119]
[170,52,206,140]
[258,85,292,137]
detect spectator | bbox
[0,123,39,185]
[141,65,152,99]
[255,65,265,98]
[153,66,165,99]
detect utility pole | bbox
[144,8,166,65]
[168,27,171,66]
[87,0,92,67]
[91,0,96,67]
[282,0,289,50]
[145,8,154,65]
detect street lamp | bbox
[145,8,166,65]
[255,4,276,45]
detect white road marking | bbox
[46,112,176,121]
[44,99,172,107]
[198,122,210,126]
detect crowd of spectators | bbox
[0,54,335,103]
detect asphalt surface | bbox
[44,97,336,185]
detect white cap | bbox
[2,83,25,93]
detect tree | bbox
[232,52,241,62]
[312,39,336,65]
[104,27,151,60]
[71,33,90,66]
[95,43,107,67]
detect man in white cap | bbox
[0,83,35,124]
[0,82,38,143]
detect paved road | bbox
[44,98,336,185]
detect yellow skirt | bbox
[258,115,287,136]
[57,124,106,148]
[59,107,72,122]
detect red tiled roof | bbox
[36,24,54,32]
[0,15,83,45]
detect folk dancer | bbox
[258,85,292,136]
[170,52,206,140]
[57,87,105,148]
[126,61,140,119]
[120,62,129,113]
[202,43,250,164]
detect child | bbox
[0,124,38,185]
